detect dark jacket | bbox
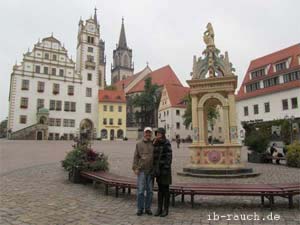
[132,138,154,174]
[152,138,172,185]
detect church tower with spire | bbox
[111,18,134,84]
[76,8,106,89]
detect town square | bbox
[0,0,300,225]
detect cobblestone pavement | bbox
[1,140,300,225]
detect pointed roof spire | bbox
[118,17,127,48]
[94,7,98,24]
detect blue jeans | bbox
[137,171,153,211]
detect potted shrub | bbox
[62,135,109,183]
[245,130,269,163]
[286,141,300,168]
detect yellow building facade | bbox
[98,90,126,140]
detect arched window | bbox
[117,129,124,139]
[123,55,129,67]
[101,129,108,139]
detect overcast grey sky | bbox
[0,0,299,121]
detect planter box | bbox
[68,166,82,183]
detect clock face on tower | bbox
[87,24,94,32]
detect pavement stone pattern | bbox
[0,140,300,225]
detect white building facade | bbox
[158,84,193,140]
[8,10,106,140]
[236,44,300,141]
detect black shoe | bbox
[160,209,168,217]
[145,209,153,215]
[154,208,162,216]
[136,210,143,216]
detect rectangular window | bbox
[51,68,56,75]
[64,101,70,112]
[87,36,94,44]
[291,97,298,109]
[253,104,259,115]
[244,105,249,116]
[49,118,55,126]
[87,73,92,81]
[52,54,57,61]
[21,79,29,90]
[59,69,64,76]
[87,55,94,62]
[37,81,45,93]
[63,119,68,127]
[275,62,286,72]
[49,100,55,110]
[35,65,41,73]
[85,103,92,113]
[110,105,114,112]
[176,110,180,116]
[264,102,270,113]
[70,120,75,127]
[53,83,60,94]
[56,101,62,111]
[118,106,122,112]
[37,98,44,109]
[88,47,93,52]
[86,88,92,97]
[19,115,27,124]
[44,66,48,74]
[263,77,279,88]
[68,85,74,96]
[118,118,122,125]
[103,118,107,125]
[69,133,74,140]
[251,68,265,79]
[55,118,61,127]
[282,99,288,110]
[218,127,222,133]
[71,102,76,112]
[103,105,107,111]
[283,70,300,83]
[246,82,260,92]
[20,97,28,109]
[48,133,54,140]
[55,133,60,140]
[109,118,113,125]
[176,122,180,129]
[44,53,49,59]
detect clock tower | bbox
[76,8,106,88]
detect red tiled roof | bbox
[127,65,183,93]
[165,84,190,108]
[114,73,140,91]
[98,90,126,103]
[236,43,300,101]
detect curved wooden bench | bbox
[80,171,300,209]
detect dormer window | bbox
[275,61,286,72]
[251,68,265,79]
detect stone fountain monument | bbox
[179,23,258,178]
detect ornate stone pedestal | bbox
[178,23,258,178]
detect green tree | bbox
[182,94,192,128]
[131,77,160,128]
[104,85,117,90]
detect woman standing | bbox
[153,127,172,217]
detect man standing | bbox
[132,127,154,216]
